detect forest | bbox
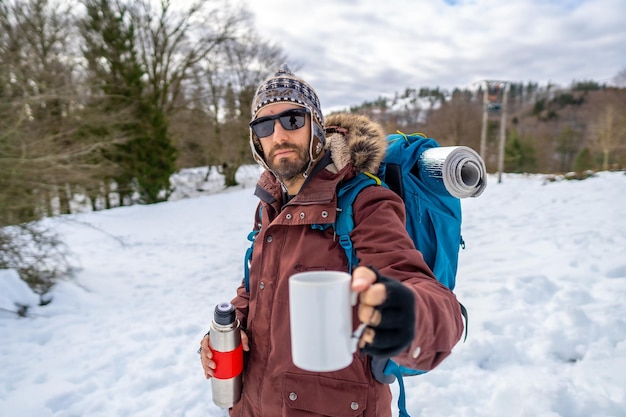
[1,0,625,294]
[350,80,626,176]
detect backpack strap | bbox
[382,361,426,417]
[372,358,428,417]
[334,173,383,273]
[243,205,263,293]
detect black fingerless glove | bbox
[361,267,416,358]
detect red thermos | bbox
[209,302,243,408]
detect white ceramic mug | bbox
[288,270,365,372]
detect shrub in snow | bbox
[0,223,73,297]
[0,269,40,317]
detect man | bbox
[200,66,464,416]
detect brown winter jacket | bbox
[230,113,464,417]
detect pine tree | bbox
[505,129,538,173]
[79,0,177,204]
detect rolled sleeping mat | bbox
[418,146,487,198]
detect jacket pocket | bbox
[282,372,368,416]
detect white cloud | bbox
[244,0,626,111]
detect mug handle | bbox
[350,290,367,353]
[350,323,367,353]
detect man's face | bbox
[254,103,311,183]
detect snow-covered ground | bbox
[1,169,625,417]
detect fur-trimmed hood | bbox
[324,113,387,175]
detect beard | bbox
[267,144,310,182]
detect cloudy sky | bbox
[243,0,626,111]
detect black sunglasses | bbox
[249,108,309,138]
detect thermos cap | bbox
[214,302,236,325]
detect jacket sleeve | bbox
[350,185,464,371]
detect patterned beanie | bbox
[249,65,326,176]
[251,65,324,127]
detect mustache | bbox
[269,144,300,159]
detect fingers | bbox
[357,282,386,325]
[351,266,377,292]
[352,266,387,350]
[199,334,215,379]
[359,303,382,326]
[200,334,213,358]
[352,266,386,325]
[200,330,249,380]
[359,282,387,307]
[240,330,250,352]
[358,327,376,349]
[352,266,387,306]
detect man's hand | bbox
[199,330,250,379]
[351,266,386,348]
[351,266,416,357]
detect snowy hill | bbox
[1,170,625,417]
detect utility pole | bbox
[478,80,510,182]
[497,82,510,183]
[480,80,489,158]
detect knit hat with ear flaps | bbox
[249,65,326,177]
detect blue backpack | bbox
[333,132,468,417]
[244,132,470,417]
[334,132,464,288]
